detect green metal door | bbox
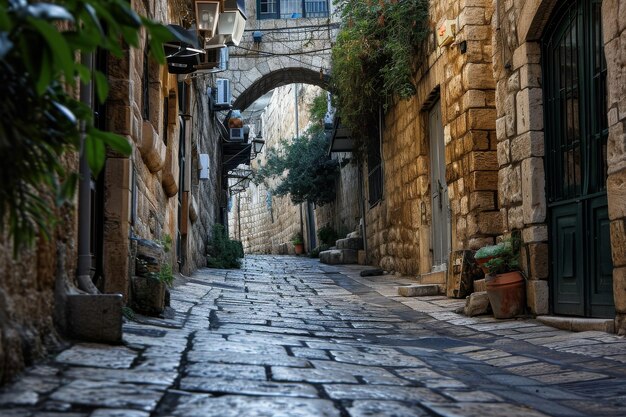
[543,0,614,317]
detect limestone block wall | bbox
[602,0,626,333]
[491,1,549,315]
[0,156,77,384]
[365,0,498,275]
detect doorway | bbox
[543,0,614,317]
[428,101,451,271]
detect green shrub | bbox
[207,224,242,269]
[317,225,338,245]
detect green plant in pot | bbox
[474,243,507,274]
[483,235,526,319]
[291,231,304,255]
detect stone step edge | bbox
[536,315,615,334]
[397,284,440,297]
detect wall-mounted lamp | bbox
[253,30,263,43]
[252,137,265,154]
[217,10,247,46]
[195,1,220,47]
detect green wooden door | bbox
[543,0,614,317]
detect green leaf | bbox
[81,4,104,37]
[27,17,75,82]
[93,70,108,104]
[84,134,106,176]
[88,127,132,156]
[36,48,52,95]
[75,62,91,83]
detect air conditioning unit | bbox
[229,127,244,141]
[196,46,229,73]
[215,78,231,106]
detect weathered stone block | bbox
[522,225,548,243]
[508,205,525,230]
[469,171,498,191]
[499,164,522,206]
[140,120,165,173]
[504,94,517,137]
[468,108,496,130]
[516,88,543,134]
[336,237,364,251]
[132,275,166,316]
[463,63,495,90]
[469,151,498,172]
[613,267,626,313]
[511,131,545,162]
[607,121,626,175]
[398,284,440,297]
[464,291,491,317]
[528,243,549,279]
[522,157,546,224]
[67,294,123,344]
[473,279,487,292]
[463,90,487,109]
[526,279,549,315]
[610,219,626,267]
[607,169,626,220]
[512,42,541,71]
[469,191,495,211]
[520,63,542,89]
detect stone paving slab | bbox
[2,255,626,417]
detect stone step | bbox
[347,231,361,239]
[319,249,358,265]
[336,237,363,250]
[417,270,447,285]
[397,284,440,297]
[536,316,615,333]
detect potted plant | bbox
[291,231,304,255]
[474,243,506,274]
[483,236,526,319]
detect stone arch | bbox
[517,0,560,43]
[233,67,329,111]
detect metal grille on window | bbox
[259,0,277,18]
[304,0,328,17]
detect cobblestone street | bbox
[2,255,626,417]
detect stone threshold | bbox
[536,315,615,334]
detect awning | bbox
[327,117,354,154]
[222,142,252,173]
[165,25,204,74]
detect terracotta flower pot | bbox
[475,256,495,274]
[485,271,526,319]
[294,243,304,255]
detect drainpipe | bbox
[77,52,99,294]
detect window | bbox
[258,0,329,19]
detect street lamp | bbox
[218,1,247,46]
[252,137,265,154]
[195,1,220,47]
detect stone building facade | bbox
[489,0,626,330]
[0,0,228,383]
[356,0,626,331]
[364,0,498,276]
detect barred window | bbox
[258,0,329,19]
